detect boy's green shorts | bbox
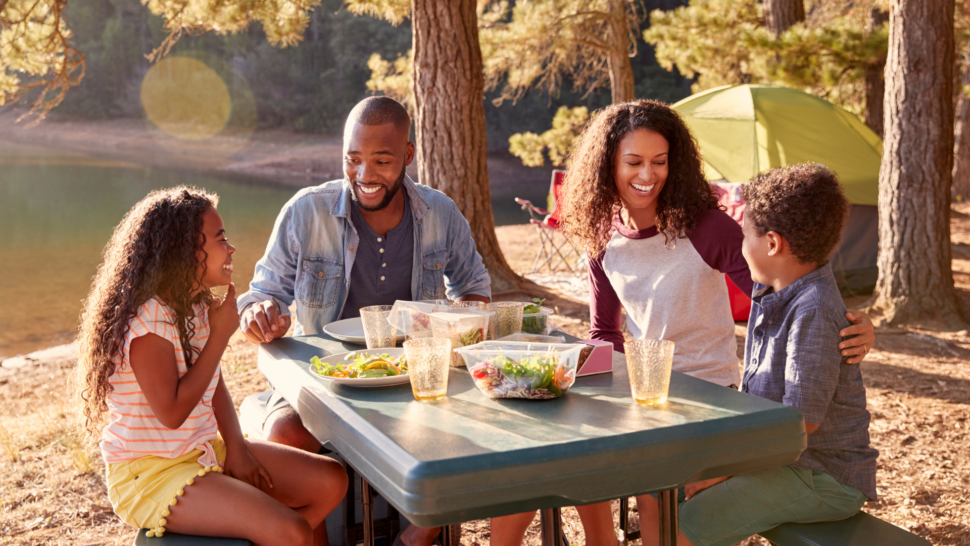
[673,465,867,546]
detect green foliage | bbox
[479,0,643,105]
[1,0,85,122]
[141,0,322,61]
[366,49,413,113]
[643,0,888,116]
[344,0,411,26]
[644,0,763,90]
[509,106,589,167]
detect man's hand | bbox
[684,476,730,500]
[240,300,291,344]
[840,310,876,364]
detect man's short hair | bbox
[741,164,849,265]
[345,96,411,137]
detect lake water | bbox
[0,146,542,358]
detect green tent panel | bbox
[673,84,880,206]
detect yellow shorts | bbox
[106,436,227,538]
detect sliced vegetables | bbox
[310,352,408,379]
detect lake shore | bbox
[0,110,554,195]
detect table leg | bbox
[540,508,565,546]
[657,489,678,546]
[345,466,357,546]
[361,477,375,546]
[619,497,629,544]
[440,523,461,546]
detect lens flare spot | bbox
[141,57,231,141]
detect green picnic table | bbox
[258,333,806,546]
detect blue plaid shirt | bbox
[743,263,878,499]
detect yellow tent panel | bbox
[672,84,880,206]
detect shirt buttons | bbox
[377,238,383,242]
[380,248,385,254]
[318,272,324,277]
[382,263,386,267]
[380,276,385,281]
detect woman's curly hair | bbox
[76,187,218,438]
[559,100,719,257]
[741,164,848,265]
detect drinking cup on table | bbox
[403,337,452,402]
[624,339,675,406]
[485,302,525,339]
[360,305,397,349]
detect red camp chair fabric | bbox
[711,182,751,321]
[514,170,586,275]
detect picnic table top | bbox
[258,333,806,527]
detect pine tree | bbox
[873,0,963,326]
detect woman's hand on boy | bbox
[839,310,875,364]
[224,441,273,492]
[240,300,291,344]
[685,476,731,500]
[209,284,240,345]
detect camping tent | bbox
[672,84,880,296]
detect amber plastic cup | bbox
[485,302,525,339]
[624,340,675,406]
[403,337,452,402]
[360,305,397,349]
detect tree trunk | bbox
[410,0,524,294]
[953,39,970,201]
[763,0,805,37]
[607,0,636,103]
[863,8,888,138]
[872,0,962,326]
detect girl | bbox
[490,101,875,546]
[76,187,347,546]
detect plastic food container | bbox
[498,333,567,344]
[456,341,584,399]
[429,310,490,366]
[521,306,555,335]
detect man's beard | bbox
[351,166,406,212]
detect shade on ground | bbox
[672,84,881,206]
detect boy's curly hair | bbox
[741,164,848,265]
[75,187,218,438]
[558,100,719,257]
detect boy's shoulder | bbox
[785,265,850,329]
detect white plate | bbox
[323,317,405,344]
[307,348,411,388]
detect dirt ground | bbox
[2,211,970,546]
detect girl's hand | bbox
[684,476,730,500]
[840,310,876,364]
[223,441,273,491]
[209,283,240,344]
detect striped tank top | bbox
[100,297,221,466]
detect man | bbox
[237,96,490,546]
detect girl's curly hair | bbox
[559,100,719,257]
[76,187,218,438]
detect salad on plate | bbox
[310,352,409,379]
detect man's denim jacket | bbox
[237,176,492,335]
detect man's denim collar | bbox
[334,175,429,221]
[752,262,833,312]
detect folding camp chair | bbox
[514,169,586,275]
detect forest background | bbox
[50,0,690,153]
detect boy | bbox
[669,164,879,546]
